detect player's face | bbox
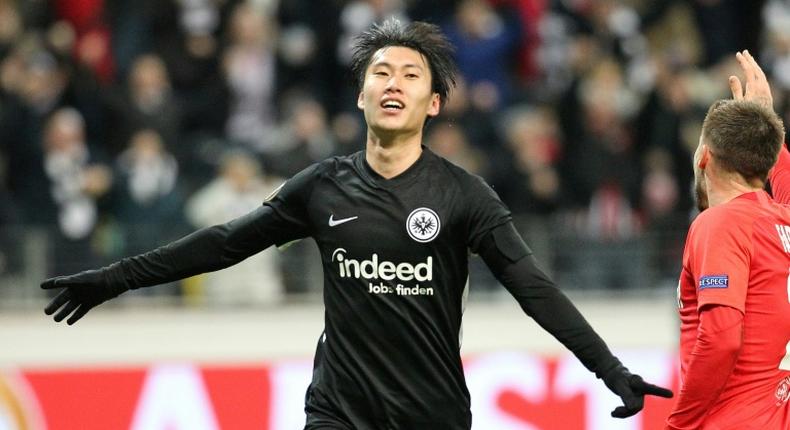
[357,46,441,139]
[693,136,709,212]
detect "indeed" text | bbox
[331,248,433,282]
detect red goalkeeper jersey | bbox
[676,190,790,429]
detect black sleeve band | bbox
[477,223,621,378]
[111,206,278,290]
[491,222,532,262]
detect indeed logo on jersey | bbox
[699,274,729,290]
[331,248,432,281]
[331,248,435,296]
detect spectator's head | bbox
[22,50,66,111]
[695,99,785,211]
[228,2,273,47]
[128,129,166,162]
[442,75,469,116]
[642,148,679,217]
[129,54,170,104]
[219,151,261,191]
[76,30,110,70]
[331,112,364,150]
[579,58,635,133]
[47,21,76,58]
[502,106,560,171]
[44,108,85,154]
[425,121,482,174]
[284,96,328,141]
[0,2,22,47]
[426,121,469,158]
[119,129,175,205]
[0,47,25,95]
[455,0,498,39]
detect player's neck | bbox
[706,173,764,207]
[365,130,424,179]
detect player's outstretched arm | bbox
[476,223,673,418]
[42,205,281,324]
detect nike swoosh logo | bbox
[328,215,358,227]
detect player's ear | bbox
[357,91,365,111]
[698,144,710,170]
[426,93,440,118]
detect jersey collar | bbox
[356,145,432,189]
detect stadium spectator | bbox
[436,75,501,152]
[762,0,790,92]
[329,110,366,155]
[640,147,687,285]
[2,48,71,226]
[185,150,285,306]
[442,0,522,108]
[634,60,698,216]
[52,0,115,84]
[424,119,487,176]
[266,93,337,178]
[105,54,182,158]
[558,57,646,289]
[275,0,341,108]
[110,129,186,261]
[154,1,229,138]
[494,104,563,216]
[0,1,22,55]
[689,0,764,67]
[222,1,278,153]
[42,107,112,275]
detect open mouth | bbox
[380,100,405,112]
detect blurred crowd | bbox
[2,0,790,303]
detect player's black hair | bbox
[350,18,458,107]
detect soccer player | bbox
[666,51,790,429]
[42,19,672,429]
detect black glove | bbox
[41,263,129,325]
[602,365,674,418]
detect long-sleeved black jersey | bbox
[109,147,619,429]
[267,148,508,429]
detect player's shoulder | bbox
[696,201,745,225]
[320,151,359,172]
[296,151,360,179]
[271,153,359,200]
[428,149,492,191]
[691,193,764,237]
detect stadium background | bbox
[0,0,785,428]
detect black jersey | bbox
[88,145,623,429]
[46,145,633,428]
[264,147,509,429]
